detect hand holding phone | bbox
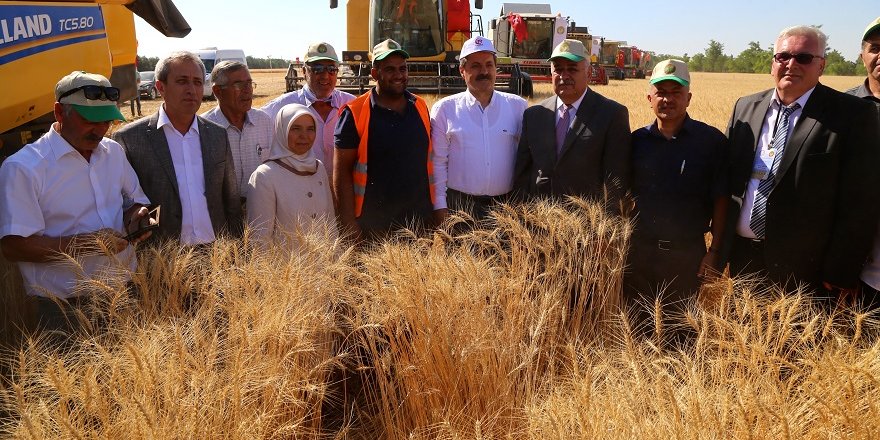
[125,205,160,242]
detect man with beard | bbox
[430,36,527,222]
[202,61,273,204]
[513,39,631,213]
[263,42,355,179]
[334,39,435,240]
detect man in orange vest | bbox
[334,39,436,240]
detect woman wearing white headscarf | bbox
[247,104,336,249]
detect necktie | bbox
[312,99,333,121]
[749,103,800,239]
[556,104,572,155]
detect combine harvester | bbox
[487,2,568,82]
[0,0,191,161]
[285,0,534,97]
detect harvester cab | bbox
[285,0,533,98]
[489,2,569,82]
[566,24,608,85]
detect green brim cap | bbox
[72,104,126,122]
[548,39,587,63]
[649,75,689,87]
[650,59,690,87]
[304,42,340,64]
[864,17,880,41]
[372,39,410,61]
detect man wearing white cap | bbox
[513,39,631,212]
[0,71,152,332]
[624,60,729,334]
[430,36,528,221]
[262,42,355,179]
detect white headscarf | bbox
[266,103,319,173]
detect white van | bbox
[194,48,247,98]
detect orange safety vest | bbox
[344,90,435,218]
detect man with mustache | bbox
[334,39,435,240]
[114,52,243,245]
[624,60,729,334]
[847,17,880,308]
[263,42,355,180]
[0,71,152,333]
[723,25,880,300]
[202,61,273,206]
[430,36,527,222]
[513,39,632,213]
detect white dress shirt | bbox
[430,90,528,209]
[201,107,273,198]
[736,87,815,239]
[556,89,587,127]
[261,86,356,176]
[158,105,216,245]
[0,126,150,298]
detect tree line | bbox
[136,55,291,72]
[652,39,867,76]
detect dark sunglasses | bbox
[307,64,339,74]
[773,52,823,65]
[58,85,121,102]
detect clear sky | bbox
[134,0,875,62]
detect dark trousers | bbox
[446,188,508,221]
[623,235,705,336]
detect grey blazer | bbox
[724,83,880,287]
[112,113,243,242]
[513,89,632,209]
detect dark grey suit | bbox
[513,89,631,209]
[724,83,880,288]
[112,113,243,242]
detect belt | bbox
[633,235,705,252]
[736,235,765,250]
[447,188,506,203]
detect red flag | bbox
[507,13,529,42]
[616,49,625,67]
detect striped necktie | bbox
[556,104,572,155]
[749,103,800,239]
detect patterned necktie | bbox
[556,104,572,155]
[749,103,800,238]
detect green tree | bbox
[730,41,772,73]
[136,55,159,71]
[823,49,857,75]
[703,40,729,72]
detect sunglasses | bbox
[58,85,121,102]
[306,64,339,74]
[773,52,823,65]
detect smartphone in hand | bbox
[125,205,160,242]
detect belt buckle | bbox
[657,240,671,251]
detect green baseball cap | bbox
[372,39,409,62]
[650,59,690,87]
[864,16,880,41]
[304,42,340,64]
[548,39,586,62]
[55,71,126,122]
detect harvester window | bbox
[375,0,443,58]
[511,19,554,60]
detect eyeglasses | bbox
[58,85,120,102]
[773,52,824,65]
[222,80,257,91]
[307,64,339,74]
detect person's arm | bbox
[823,100,880,290]
[334,148,360,239]
[602,104,632,215]
[429,101,450,223]
[2,230,128,263]
[700,134,731,281]
[245,167,276,248]
[221,136,244,237]
[511,110,533,202]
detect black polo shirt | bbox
[335,89,433,233]
[631,116,728,240]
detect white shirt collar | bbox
[206,107,255,129]
[302,85,341,108]
[771,85,816,110]
[556,88,588,113]
[158,104,200,135]
[48,123,107,161]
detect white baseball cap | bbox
[459,36,496,59]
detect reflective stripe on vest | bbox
[344,90,435,218]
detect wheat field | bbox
[1,71,877,439]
